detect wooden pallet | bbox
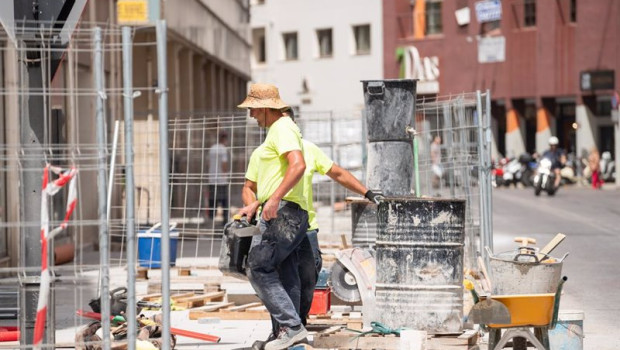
[139,290,226,309]
[136,267,202,280]
[146,277,224,293]
[307,312,363,330]
[189,301,270,320]
[312,328,479,350]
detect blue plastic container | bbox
[549,310,584,350]
[138,225,179,268]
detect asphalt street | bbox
[492,185,620,349]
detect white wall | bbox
[250,0,383,112]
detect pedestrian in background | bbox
[237,83,311,350]
[207,131,230,223]
[588,147,603,189]
[430,134,443,189]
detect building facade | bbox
[384,0,620,161]
[250,0,383,112]
[0,0,251,268]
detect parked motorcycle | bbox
[518,153,536,187]
[600,151,616,182]
[501,153,536,188]
[502,157,521,187]
[533,157,557,196]
[492,158,507,187]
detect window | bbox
[252,28,266,64]
[596,96,612,117]
[524,0,536,27]
[283,32,298,60]
[317,28,333,58]
[353,24,371,55]
[570,0,577,22]
[425,0,442,35]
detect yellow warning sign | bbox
[117,0,149,25]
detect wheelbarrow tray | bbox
[488,293,555,328]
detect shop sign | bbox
[580,70,615,91]
[398,46,439,94]
[478,36,505,63]
[475,0,502,23]
[117,0,160,25]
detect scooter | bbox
[502,157,522,187]
[600,151,616,182]
[533,157,557,196]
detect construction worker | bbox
[237,83,311,350]
[245,109,383,349]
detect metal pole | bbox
[18,38,46,350]
[443,103,456,196]
[485,90,494,252]
[156,20,172,350]
[475,91,488,261]
[122,26,137,350]
[330,112,336,235]
[107,121,121,222]
[94,27,111,349]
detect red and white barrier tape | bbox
[33,165,78,348]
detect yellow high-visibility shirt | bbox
[245,116,307,209]
[300,140,334,230]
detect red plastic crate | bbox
[309,288,331,315]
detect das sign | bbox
[397,46,439,94]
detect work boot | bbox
[251,333,276,350]
[264,325,308,350]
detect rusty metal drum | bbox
[375,197,466,333]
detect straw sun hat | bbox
[237,83,290,110]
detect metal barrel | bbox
[350,199,378,248]
[366,141,413,196]
[362,79,417,142]
[375,197,466,333]
[362,79,417,197]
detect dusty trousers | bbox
[247,200,310,328]
[269,232,317,336]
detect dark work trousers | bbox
[247,200,309,329]
[270,229,322,336]
[207,184,229,221]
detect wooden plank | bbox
[313,334,400,349]
[429,330,478,346]
[340,234,349,249]
[139,293,162,301]
[188,309,270,320]
[136,268,148,280]
[223,302,262,312]
[190,302,234,312]
[176,291,225,303]
[177,268,192,276]
[175,291,226,308]
[246,305,268,313]
[319,326,343,335]
[171,292,195,300]
[313,331,478,350]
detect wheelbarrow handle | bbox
[550,276,568,330]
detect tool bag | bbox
[89,287,140,316]
[218,215,260,280]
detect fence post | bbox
[122,26,137,350]
[330,112,336,235]
[95,26,112,350]
[156,20,172,350]
[485,90,494,254]
[476,91,489,262]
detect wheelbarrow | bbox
[468,276,567,350]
